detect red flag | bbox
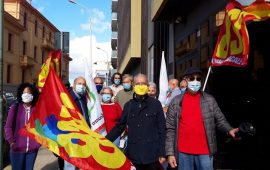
[21,68,133,170]
[37,49,61,90]
[211,0,270,67]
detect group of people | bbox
[4,67,239,170]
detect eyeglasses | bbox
[188,76,202,81]
[95,83,103,85]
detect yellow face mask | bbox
[134,85,149,96]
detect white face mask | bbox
[22,93,33,103]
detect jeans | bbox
[64,161,79,170]
[178,152,213,170]
[113,136,120,147]
[10,151,38,170]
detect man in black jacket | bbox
[106,74,166,170]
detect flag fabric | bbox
[84,60,107,136]
[37,49,61,90]
[158,51,169,107]
[211,0,270,67]
[21,68,133,170]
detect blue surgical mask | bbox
[123,83,131,90]
[102,94,112,103]
[96,84,103,93]
[76,84,86,94]
[114,79,121,85]
[181,87,186,93]
[188,81,201,92]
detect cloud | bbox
[69,35,112,83]
[80,8,111,33]
[36,6,45,13]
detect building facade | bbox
[111,0,143,76]
[3,0,71,93]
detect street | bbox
[4,147,58,170]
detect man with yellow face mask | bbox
[106,73,166,170]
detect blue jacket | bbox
[70,90,91,127]
[106,95,166,164]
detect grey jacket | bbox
[165,91,233,159]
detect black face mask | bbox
[96,84,103,93]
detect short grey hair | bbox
[122,74,133,82]
[148,82,156,88]
[134,73,148,84]
[100,86,113,95]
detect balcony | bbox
[20,55,34,68]
[111,31,118,50]
[111,50,117,69]
[112,0,118,12]
[41,38,54,50]
[175,42,192,56]
[112,12,117,31]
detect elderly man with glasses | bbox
[165,67,239,170]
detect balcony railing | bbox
[20,55,34,68]
[112,13,118,31]
[112,31,118,39]
[42,38,54,50]
[112,13,117,21]
[111,50,117,58]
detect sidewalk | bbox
[4,147,58,170]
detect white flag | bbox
[84,59,107,136]
[158,51,169,107]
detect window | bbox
[22,69,25,83]
[34,46,37,61]
[7,64,11,83]
[49,31,51,41]
[34,20,38,36]
[23,41,27,55]
[42,26,45,38]
[216,10,225,27]
[8,33,13,51]
[42,50,45,63]
[23,12,27,28]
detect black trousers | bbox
[134,161,162,170]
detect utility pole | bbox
[0,0,4,169]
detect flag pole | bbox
[203,66,211,91]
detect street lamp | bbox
[96,47,110,86]
[68,0,93,73]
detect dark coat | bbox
[165,92,233,162]
[106,95,166,164]
[70,90,91,127]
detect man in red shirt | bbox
[165,67,239,170]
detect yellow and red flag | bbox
[211,0,270,67]
[21,68,133,170]
[37,49,61,90]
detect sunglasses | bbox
[188,76,202,81]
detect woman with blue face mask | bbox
[100,87,122,147]
[109,72,123,101]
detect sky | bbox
[31,0,112,83]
